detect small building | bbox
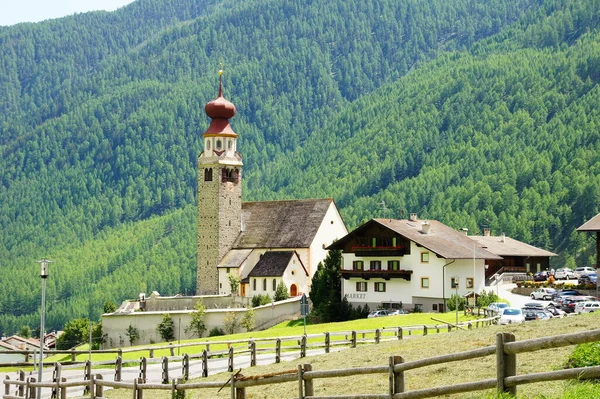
[245,251,309,298]
[328,215,502,312]
[469,228,557,283]
[577,213,600,269]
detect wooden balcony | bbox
[352,245,408,257]
[341,269,413,281]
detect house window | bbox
[204,168,213,181]
[388,260,400,271]
[356,282,367,292]
[370,261,382,271]
[451,277,459,289]
[263,279,267,291]
[421,252,429,263]
[371,237,377,247]
[273,279,277,291]
[253,279,256,291]
[393,237,397,247]
[374,282,386,292]
[353,261,364,270]
[466,278,474,289]
[421,277,429,288]
[432,304,438,311]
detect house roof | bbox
[3,335,42,348]
[468,235,557,257]
[234,198,336,248]
[577,213,600,231]
[247,251,308,277]
[0,341,18,351]
[217,249,253,268]
[330,218,502,260]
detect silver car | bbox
[530,287,556,300]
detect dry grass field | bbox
[104,313,600,399]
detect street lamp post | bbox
[37,258,52,399]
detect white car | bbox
[488,303,510,314]
[574,301,600,314]
[499,308,525,325]
[574,267,596,277]
[554,268,576,280]
[530,287,556,300]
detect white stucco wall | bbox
[309,202,348,278]
[102,297,302,348]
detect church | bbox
[196,71,347,298]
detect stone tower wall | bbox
[197,161,242,294]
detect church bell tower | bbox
[197,71,243,295]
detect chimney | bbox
[501,233,506,243]
[409,213,418,221]
[422,221,430,234]
[483,228,491,237]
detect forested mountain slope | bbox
[1,0,599,335]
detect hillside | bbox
[1,0,599,335]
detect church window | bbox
[253,279,256,291]
[263,279,267,291]
[216,140,222,150]
[272,279,276,291]
[204,168,213,181]
[207,140,211,150]
[228,140,232,150]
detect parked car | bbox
[499,308,525,325]
[388,309,409,316]
[530,287,556,300]
[575,301,600,314]
[533,271,549,282]
[522,307,552,321]
[574,267,596,277]
[554,268,577,280]
[367,310,389,318]
[560,296,598,313]
[488,303,510,314]
[552,289,583,302]
[578,273,597,286]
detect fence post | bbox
[447,325,452,332]
[249,341,256,367]
[139,357,147,382]
[297,365,304,399]
[423,326,428,336]
[375,329,381,344]
[202,350,208,377]
[161,356,169,384]
[115,356,122,382]
[94,374,103,399]
[276,339,281,363]
[83,360,91,395]
[149,349,154,359]
[27,377,36,399]
[169,343,175,357]
[303,364,314,397]
[228,346,234,372]
[52,363,62,399]
[324,333,330,353]
[496,332,516,397]
[397,327,403,340]
[5,375,12,398]
[18,370,25,397]
[182,354,189,381]
[71,349,76,362]
[389,355,404,395]
[351,331,357,348]
[468,322,473,330]
[59,377,67,399]
[300,336,307,358]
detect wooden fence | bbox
[3,318,502,399]
[5,328,600,399]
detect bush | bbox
[223,311,240,334]
[157,314,175,342]
[445,294,466,312]
[566,342,600,369]
[208,327,225,337]
[251,293,272,307]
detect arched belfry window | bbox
[204,168,213,181]
[233,169,240,184]
[216,140,222,150]
[206,140,211,150]
[228,140,232,150]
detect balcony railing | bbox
[341,269,413,281]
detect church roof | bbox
[217,249,253,268]
[468,235,557,257]
[248,251,295,277]
[234,198,336,248]
[577,213,600,231]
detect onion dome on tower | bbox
[203,70,237,137]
